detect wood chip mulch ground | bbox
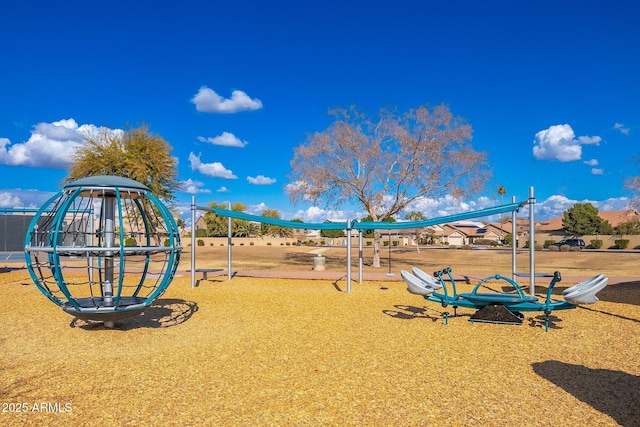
[1,270,638,426]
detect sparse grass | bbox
[184,245,640,278]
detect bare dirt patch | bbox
[185,244,640,278]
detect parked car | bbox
[551,238,586,249]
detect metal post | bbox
[358,229,363,284]
[529,187,536,296]
[228,202,232,280]
[191,196,196,288]
[88,202,94,286]
[386,231,394,277]
[346,219,352,293]
[512,196,517,282]
[103,195,115,328]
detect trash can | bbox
[313,255,326,271]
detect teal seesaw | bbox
[401,267,608,332]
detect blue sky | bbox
[1,0,638,223]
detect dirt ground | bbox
[1,247,638,426]
[184,244,640,278]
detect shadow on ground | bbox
[383,304,450,322]
[532,360,640,426]
[506,280,640,308]
[595,280,640,306]
[69,298,199,330]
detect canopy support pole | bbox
[529,187,536,296]
[191,196,196,289]
[511,196,517,282]
[346,219,352,293]
[228,202,232,280]
[358,229,363,284]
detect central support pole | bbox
[103,195,115,328]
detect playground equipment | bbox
[402,267,608,331]
[192,196,528,291]
[24,176,182,326]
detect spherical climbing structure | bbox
[24,175,182,325]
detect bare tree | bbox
[626,154,640,210]
[288,104,490,267]
[405,211,426,253]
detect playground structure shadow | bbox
[385,303,570,330]
[382,304,458,322]
[596,280,640,306]
[69,298,199,330]
[532,361,640,426]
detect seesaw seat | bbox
[401,270,435,296]
[411,267,444,290]
[562,274,604,296]
[563,275,608,305]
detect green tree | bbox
[614,220,640,236]
[288,104,489,267]
[203,202,247,237]
[260,208,293,238]
[67,125,179,201]
[234,221,261,238]
[504,233,513,246]
[562,203,610,236]
[176,218,186,234]
[405,211,426,221]
[404,211,426,251]
[359,215,396,238]
[320,221,346,238]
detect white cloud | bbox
[594,196,630,212]
[216,186,229,193]
[536,194,629,220]
[536,195,575,220]
[289,206,349,223]
[583,159,598,166]
[191,87,263,113]
[246,202,269,215]
[0,191,23,208]
[402,194,498,220]
[247,175,276,185]
[532,124,601,162]
[188,152,237,179]
[0,189,57,209]
[0,119,121,169]
[198,132,248,148]
[274,193,633,225]
[614,123,630,135]
[180,178,211,194]
[591,168,604,175]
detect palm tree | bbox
[234,221,260,238]
[68,125,179,202]
[497,185,507,240]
